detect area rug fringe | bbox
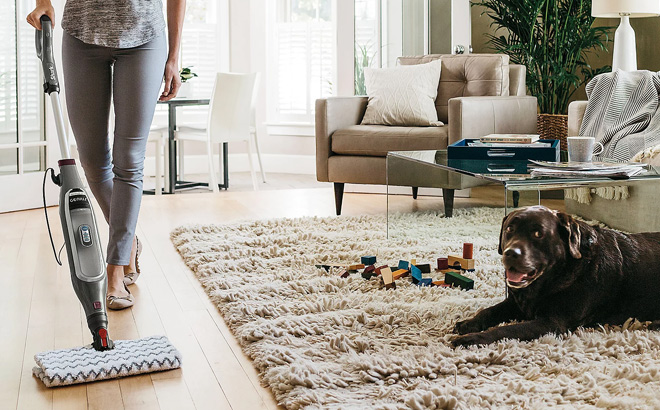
[171,208,660,409]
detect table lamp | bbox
[592,0,660,71]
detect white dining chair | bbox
[174,72,266,192]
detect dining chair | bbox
[174,72,266,192]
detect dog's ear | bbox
[498,212,514,255]
[556,212,582,259]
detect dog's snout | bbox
[504,247,522,258]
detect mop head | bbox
[32,335,182,387]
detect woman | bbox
[27,0,185,309]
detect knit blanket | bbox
[579,70,660,161]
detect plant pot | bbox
[177,82,193,99]
[537,113,568,151]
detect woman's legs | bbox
[62,33,166,300]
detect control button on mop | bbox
[79,225,92,246]
[93,301,101,309]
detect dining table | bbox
[152,98,229,194]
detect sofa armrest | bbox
[568,101,588,137]
[448,96,538,145]
[315,96,368,182]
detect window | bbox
[268,0,337,124]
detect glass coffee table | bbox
[386,149,660,222]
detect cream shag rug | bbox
[170,208,660,410]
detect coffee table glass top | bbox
[387,150,660,191]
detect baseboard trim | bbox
[143,153,316,177]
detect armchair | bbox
[315,53,538,215]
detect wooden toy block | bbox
[362,271,377,280]
[316,263,344,272]
[392,269,409,280]
[398,260,410,271]
[361,256,377,265]
[384,281,397,290]
[375,265,389,275]
[432,280,452,288]
[444,271,474,290]
[381,267,394,285]
[437,257,448,271]
[448,255,475,271]
[420,278,433,286]
[348,264,365,271]
[463,243,474,260]
[416,263,431,274]
[411,259,417,266]
[338,268,350,279]
[361,265,376,279]
[411,265,422,281]
[440,268,461,275]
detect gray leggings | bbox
[62,32,166,265]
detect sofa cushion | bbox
[398,54,510,124]
[361,59,443,126]
[331,124,448,157]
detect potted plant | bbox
[473,0,612,148]
[178,67,198,98]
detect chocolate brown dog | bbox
[452,205,660,347]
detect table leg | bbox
[442,188,455,217]
[513,191,520,208]
[222,142,229,189]
[167,104,177,194]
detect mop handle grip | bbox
[35,15,60,95]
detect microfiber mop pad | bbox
[33,335,182,387]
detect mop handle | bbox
[36,15,71,159]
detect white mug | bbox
[567,136,604,163]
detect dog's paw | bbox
[450,333,488,348]
[454,318,484,335]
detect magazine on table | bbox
[528,160,647,178]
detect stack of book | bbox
[467,134,551,148]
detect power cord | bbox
[43,168,65,266]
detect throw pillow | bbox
[361,59,442,127]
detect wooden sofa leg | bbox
[412,187,418,199]
[334,183,345,216]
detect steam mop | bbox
[32,16,181,387]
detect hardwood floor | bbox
[0,175,564,410]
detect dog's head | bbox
[498,205,591,289]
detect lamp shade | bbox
[592,0,660,17]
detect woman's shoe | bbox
[123,236,142,286]
[107,284,134,310]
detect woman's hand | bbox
[159,58,181,101]
[26,0,55,30]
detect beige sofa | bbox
[565,101,660,233]
[315,54,538,215]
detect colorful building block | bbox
[437,257,448,270]
[463,243,474,260]
[392,269,409,280]
[416,263,431,274]
[444,271,474,290]
[381,267,393,285]
[361,256,377,265]
[398,260,410,271]
[432,280,452,288]
[448,255,475,271]
[361,265,376,279]
[411,265,422,281]
[338,268,350,279]
[419,278,433,286]
[375,265,389,275]
[347,264,365,271]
